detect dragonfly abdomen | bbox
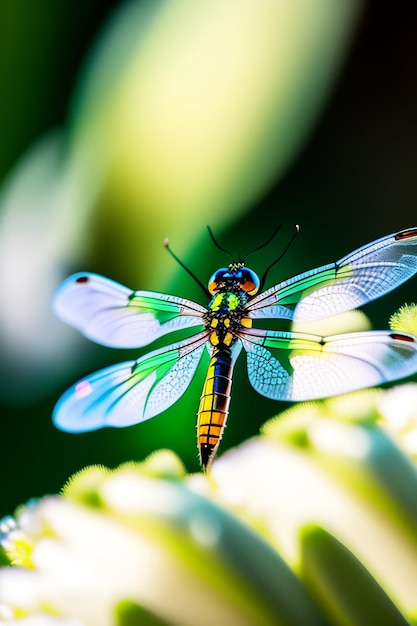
[197,346,234,469]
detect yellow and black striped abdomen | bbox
[197,346,233,469]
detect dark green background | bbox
[1,1,417,517]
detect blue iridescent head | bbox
[208,263,260,296]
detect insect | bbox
[53,226,417,469]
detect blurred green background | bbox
[0,0,416,517]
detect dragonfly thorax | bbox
[205,290,252,348]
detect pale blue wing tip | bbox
[52,384,107,433]
[52,272,92,318]
[52,406,105,433]
[53,272,132,317]
[54,271,94,294]
[52,360,139,432]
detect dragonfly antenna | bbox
[164,238,209,297]
[242,224,282,261]
[259,224,300,289]
[207,226,234,262]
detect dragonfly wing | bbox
[248,227,417,322]
[53,272,206,348]
[241,327,417,401]
[53,331,209,432]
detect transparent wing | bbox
[53,272,207,348]
[241,327,417,401]
[248,227,417,322]
[53,330,209,432]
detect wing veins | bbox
[105,330,210,417]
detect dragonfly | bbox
[53,226,417,469]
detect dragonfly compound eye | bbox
[208,268,229,295]
[237,268,260,295]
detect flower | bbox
[191,389,417,624]
[2,389,417,625]
[0,452,322,626]
[390,303,417,336]
[377,383,417,458]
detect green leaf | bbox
[115,599,174,626]
[301,525,409,626]
[0,545,11,566]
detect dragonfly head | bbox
[208,263,260,296]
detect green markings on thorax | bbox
[209,292,242,312]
